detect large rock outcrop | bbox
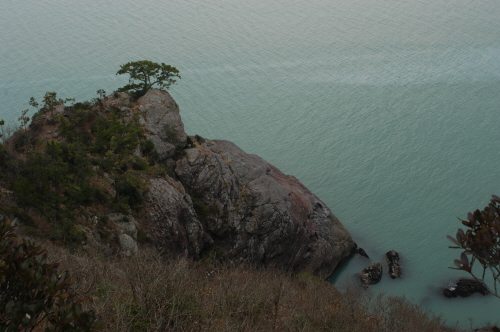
[141,89,355,277]
[138,89,187,159]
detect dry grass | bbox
[40,242,460,332]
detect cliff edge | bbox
[0,89,354,278]
[139,89,354,277]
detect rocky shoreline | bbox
[1,89,356,278]
[137,89,356,277]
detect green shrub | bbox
[136,228,149,244]
[192,198,219,222]
[72,101,94,110]
[140,139,158,163]
[51,219,86,245]
[116,178,144,210]
[130,157,148,171]
[91,113,141,155]
[192,199,209,221]
[0,220,99,331]
[447,195,500,298]
[0,206,35,228]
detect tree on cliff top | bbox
[447,195,500,298]
[116,60,180,99]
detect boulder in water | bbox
[354,246,369,259]
[443,278,489,298]
[385,250,402,278]
[360,262,383,287]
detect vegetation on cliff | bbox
[0,61,483,330]
[0,90,165,246]
[0,91,462,331]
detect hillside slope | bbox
[0,89,354,277]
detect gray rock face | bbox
[119,233,138,256]
[138,89,187,159]
[141,89,355,277]
[174,138,354,277]
[110,213,139,239]
[146,177,206,257]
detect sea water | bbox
[1,0,500,326]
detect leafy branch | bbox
[0,219,100,330]
[447,195,500,298]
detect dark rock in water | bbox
[355,247,369,259]
[385,250,402,278]
[443,278,489,298]
[473,326,500,332]
[360,262,383,287]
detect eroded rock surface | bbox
[138,89,187,159]
[146,177,206,257]
[360,262,383,287]
[174,139,354,276]
[142,89,355,276]
[385,250,402,279]
[119,233,138,256]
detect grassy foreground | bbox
[38,241,457,332]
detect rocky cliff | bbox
[138,89,355,277]
[0,89,354,278]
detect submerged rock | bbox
[360,262,383,287]
[473,326,500,332]
[354,246,369,259]
[443,278,489,298]
[385,250,402,278]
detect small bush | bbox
[51,219,86,245]
[136,228,149,244]
[131,157,148,171]
[140,139,159,163]
[0,220,99,331]
[116,178,144,210]
[73,101,94,110]
[0,205,35,227]
[163,124,178,143]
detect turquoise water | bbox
[2,0,500,326]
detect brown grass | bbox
[36,241,464,332]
